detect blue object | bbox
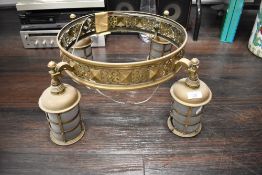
[220,0,245,43]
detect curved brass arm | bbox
[47,61,74,94]
[176,57,200,88]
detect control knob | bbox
[50,40,54,46]
[34,40,38,46]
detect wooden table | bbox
[0,7,261,175]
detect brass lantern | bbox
[167,58,212,137]
[39,61,85,145]
[69,37,93,60]
[148,11,172,60]
[149,36,172,59]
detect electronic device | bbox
[16,0,105,30]
[17,0,106,48]
[18,9,102,30]
[20,30,105,49]
[20,30,59,48]
[106,0,141,11]
[156,0,192,28]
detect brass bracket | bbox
[48,61,74,94]
[176,58,200,88]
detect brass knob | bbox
[191,58,199,67]
[163,10,170,17]
[69,13,76,19]
[34,40,38,46]
[48,61,56,70]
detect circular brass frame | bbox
[57,11,187,90]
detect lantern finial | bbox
[47,61,74,94]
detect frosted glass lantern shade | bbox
[70,46,93,59]
[46,104,85,145]
[172,101,203,117]
[69,37,93,60]
[168,101,203,137]
[149,37,172,59]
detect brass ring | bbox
[57,11,187,90]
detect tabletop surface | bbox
[0,7,261,175]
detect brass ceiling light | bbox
[38,11,212,145]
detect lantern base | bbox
[50,124,85,146]
[167,116,201,137]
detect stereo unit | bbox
[20,30,59,48]
[106,0,141,11]
[17,0,106,48]
[156,0,192,28]
[18,9,104,30]
[16,0,105,30]
[20,30,105,49]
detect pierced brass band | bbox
[57,11,187,90]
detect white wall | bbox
[0,0,18,6]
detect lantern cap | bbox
[72,37,92,49]
[170,78,212,107]
[39,84,81,113]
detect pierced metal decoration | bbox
[57,11,187,90]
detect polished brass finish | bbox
[39,61,80,113]
[170,58,212,107]
[57,11,187,90]
[95,12,109,33]
[170,78,212,107]
[47,61,74,94]
[38,11,213,143]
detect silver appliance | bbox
[20,30,106,49]
[17,0,105,48]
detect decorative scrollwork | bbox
[58,11,187,90]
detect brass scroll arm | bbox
[47,61,74,94]
[176,58,200,88]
